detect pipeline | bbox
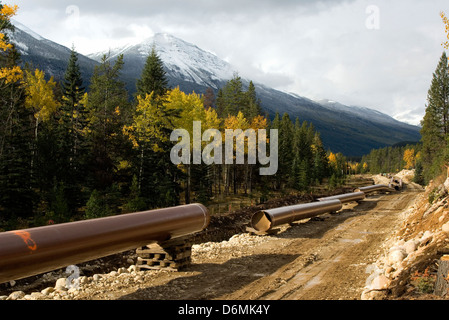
[317,192,365,204]
[0,203,210,284]
[355,184,396,194]
[251,182,399,233]
[251,200,343,233]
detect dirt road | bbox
[70,185,421,301]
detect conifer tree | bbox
[136,45,169,99]
[216,74,245,118]
[58,47,88,211]
[61,48,87,163]
[63,47,85,110]
[312,132,329,183]
[86,54,131,192]
[266,112,281,189]
[0,4,34,221]
[244,81,262,119]
[278,113,294,186]
[420,52,449,181]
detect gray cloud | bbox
[16,0,355,18]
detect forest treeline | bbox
[359,143,421,178]
[0,4,348,230]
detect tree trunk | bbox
[185,164,191,204]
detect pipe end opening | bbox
[251,211,272,233]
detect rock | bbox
[444,177,449,192]
[394,239,405,247]
[385,266,394,275]
[361,289,388,300]
[7,291,25,300]
[117,267,128,274]
[371,274,390,290]
[404,240,418,254]
[41,287,55,295]
[68,287,79,295]
[389,250,406,265]
[442,222,449,235]
[31,292,45,300]
[127,265,136,273]
[55,277,68,291]
[92,274,102,281]
[420,231,433,245]
[79,276,88,284]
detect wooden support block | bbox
[136,237,193,272]
[434,255,449,297]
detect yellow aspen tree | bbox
[123,92,171,152]
[0,4,23,85]
[164,87,209,204]
[24,69,58,139]
[362,162,368,173]
[204,106,221,130]
[403,148,416,170]
[249,115,268,154]
[224,112,251,194]
[250,115,268,131]
[168,87,206,136]
[328,152,337,168]
[224,111,250,155]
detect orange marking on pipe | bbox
[13,231,37,252]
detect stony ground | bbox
[3,173,449,301]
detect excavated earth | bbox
[3,174,445,301]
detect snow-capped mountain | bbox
[88,33,235,92]
[317,99,402,126]
[9,20,98,83]
[9,21,421,157]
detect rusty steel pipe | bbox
[251,200,343,233]
[355,184,395,194]
[0,204,210,284]
[317,192,366,204]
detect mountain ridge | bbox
[9,21,421,157]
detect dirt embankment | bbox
[364,173,449,300]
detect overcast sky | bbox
[11,0,449,125]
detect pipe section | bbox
[317,192,366,204]
[251,200,343,233]
[355,184,395,194]
[0,203,210,284]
